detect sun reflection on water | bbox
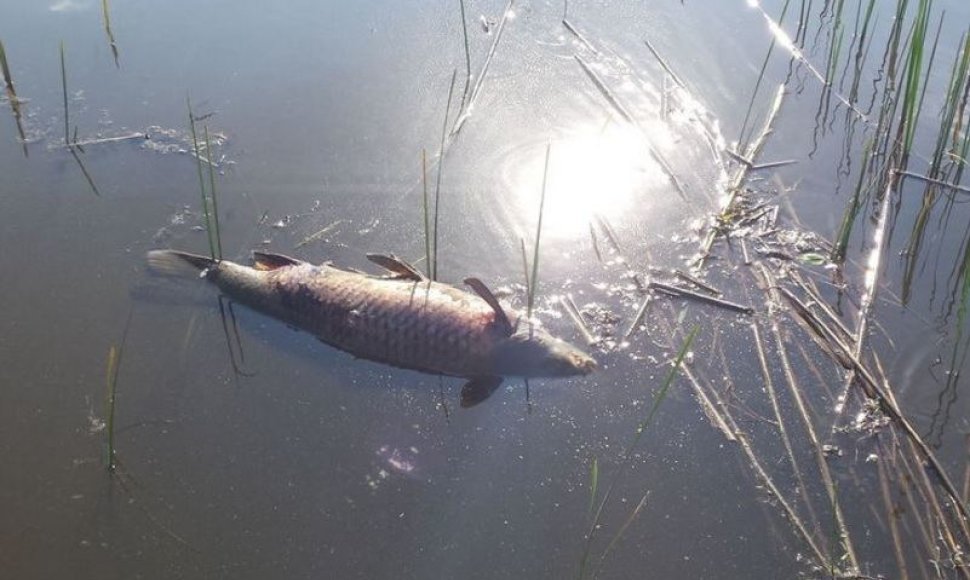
[511,123,669,239]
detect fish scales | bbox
[243,263,508,377]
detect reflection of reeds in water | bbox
[615,1,970,573]
[896,19,970,304]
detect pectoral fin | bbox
[252,251,304,271]
[366,253,427,281]
[460,376,504,408]
[463,278,513,335]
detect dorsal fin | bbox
[366,253,426,281]
[252,251,304,271]
[463,277,513,335]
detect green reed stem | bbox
[60,42,69,145]
[458,0,472,110]
[432,69,458,281]
[0,39,12,91]
[422,149,432,278]
[204,125,223,261]
[578,326,699,580]
[105,345,119,472]
[187,97,217,261]
[527,144,551,319]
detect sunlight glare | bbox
[513,123,665,238]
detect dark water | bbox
[3,0,970,578]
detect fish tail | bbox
[146,250,216,278]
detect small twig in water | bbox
[673,270,721,296]
[896,169,970,194]
[751,159,799,171]
[295,220,344,249]
[561,295,597,345]
[649,281,754,314]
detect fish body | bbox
[148,250,596,405]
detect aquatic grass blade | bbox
[0,39,28,156]
[520,237,531,299]
[422,149,432,278]
[105,345,119,472]
[457,0,472,111]
[0,39,13,91]
[101,0,120,67]
[431,69,458,281]
[578,326,699,580]
[527,144,551,319]
[60,42,69,145]
[187,97,217,261]
[204,125,223,261]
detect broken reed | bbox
[187,97,221,261]
[578,326,699,580]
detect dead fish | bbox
[147,250,597,406]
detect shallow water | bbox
[3,0,970,578]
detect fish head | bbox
[490,325,597,378]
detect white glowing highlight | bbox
[513,124,664,237]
